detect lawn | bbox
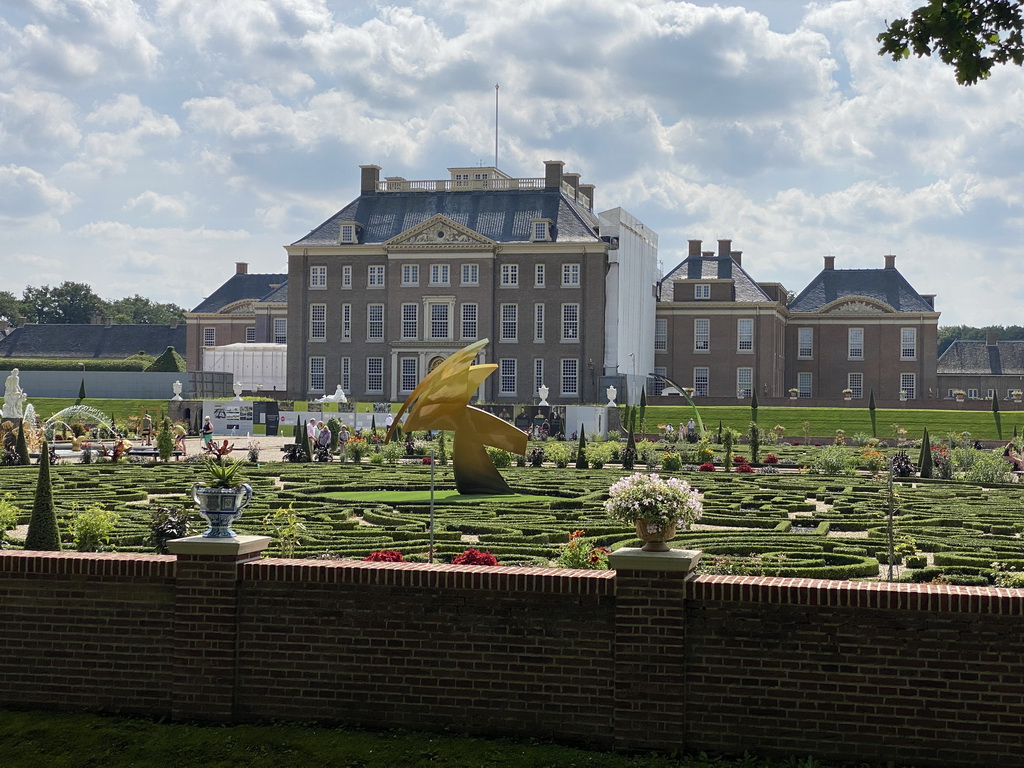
[0,708,908,768]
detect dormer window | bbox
[338,222,359,244]
[694,284,711,300]
[531,219,552,242]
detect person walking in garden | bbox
[172,422,187,457]
[201,416,215,453]
[142,413,153,446]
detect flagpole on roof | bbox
[494,83,499,169]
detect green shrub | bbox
[661,452,682,472]
[486,447,513,468]
[962,452,1012,484]
[144,346,186,372]
[70,504,118,552]
[544,443,571,468]
[584,443,612,469]
[812,445,854,476]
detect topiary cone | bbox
[25,439,61,551]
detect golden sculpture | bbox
[385,339,527,494]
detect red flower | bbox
[365,550,404,562]
[764,454,778,464]
[452,548,499,566]
[421,455,434,465]
[699,462,716,472]
[735,463,754,473]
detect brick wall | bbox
[0,548,1020,767]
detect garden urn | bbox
[633,519,677,552]
[191,483,253,538]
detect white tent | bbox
[202,343,287,392]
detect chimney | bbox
[360,164,381,194]
[987,331,998,346]
[235,262,248,275]
[884,254,896,269]
[578,183,595,211]
[731,250,742,266]
[563,172,580,200]
[544,160,565,189]
[0,320,7,332]
[702,251,714,258]
[717,239,732,258]
[824,256,835,270]
[16,317,26,327]
[170,318,178,329]
[688,240,702,257]
[104,317,112,328]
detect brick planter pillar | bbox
[609,547,701,752]
[167,535,270,722]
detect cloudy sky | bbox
[2,0,1022,326]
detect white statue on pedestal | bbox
[171,380,183,401]
[537,384,549,406]
[315,385,348,404]
[233,380,243,401]
[606,385,617,407]
[2,368,27,420]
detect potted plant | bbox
[899,390,907,402]
[789,387,799,400]
[190,441,252,538]
[604,472,702,552]
[953,389,966,402]
[1012,390,1022,403]
[842,388,853,401]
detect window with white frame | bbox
[341,265,352,289]
[694,284,711,300]
[400,358,418,393]
[534,359,544,393]
[651,367,667,396]
[341,357,350,392]
[339,224,357,244]
[737,318,753,352]
[694,318,710,352]
[798,328,813,359]
[461,303,478,340]
[947,388,956,399]
[429,264,450,286]
[900,373,916,399]
[429,302,450,340]
[848,372,863,399]
[534,304,544,342]
[968,388,979,399]
[366,358,383,394]
[988,388,995,399]
[401,264,419,286]
[561,359,578,396]
[901,327,917,360]
[308,356,325,392]
[561,303,579,341]
[401,303,418,340]
[848,328,864,359]
[500,264,518,287]
[797,372,812,398]
[1010,389,1018,399]
[273,318,286,344]
[531,220,550,241]
[535,264,545,287]
[562,263,580,286]
[245,327,255,343]
[654,318,668,353]
[367,304,384,340]
[203,328,216,347]
[694,367,709,397]
[500,303,518,342]
[310,266,327,289]
[309,303,326,340]
[461,263,478,286]
[341,303,351,341]
[499,359,517,395]
[737,367,753,398]
[367,265,385,287]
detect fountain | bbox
[43,405,114,440]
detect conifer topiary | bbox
[144,346,186,373]
[25,439,61,551]
[16,421,30,465]
[575,425,588,469]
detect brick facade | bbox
[0,549,1020,767]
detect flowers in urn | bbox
[605,472,702,551]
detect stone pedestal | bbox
[609,547,701,752]
[167,535,271,721]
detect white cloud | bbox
[124,190,190,217]
[0,165,76,218]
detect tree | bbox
[869,390,877,438]
[993,392,1003,439]
[750,389,759,425]
[21,282,105,324]
[76,379,86,404]
[16,422,30,466]
[0,291,23,325]
[919,428,934,479]
[145,346,186,373]
[878,0,1024,85]
[106,295,186,325]
[575,426,588,469]
[25,440,61,551]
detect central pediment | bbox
[386,214,494,250]
[821,297,894,314]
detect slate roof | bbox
[191,274,288,313]
[659,256,773,302]
[291,188,601,247]
[0,324,186,360]
[937,341,1024,375]
[788,268,935,313]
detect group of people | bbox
[306,419,334,450]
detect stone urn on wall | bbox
[192,451,252,538]
[605,472,703,553]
